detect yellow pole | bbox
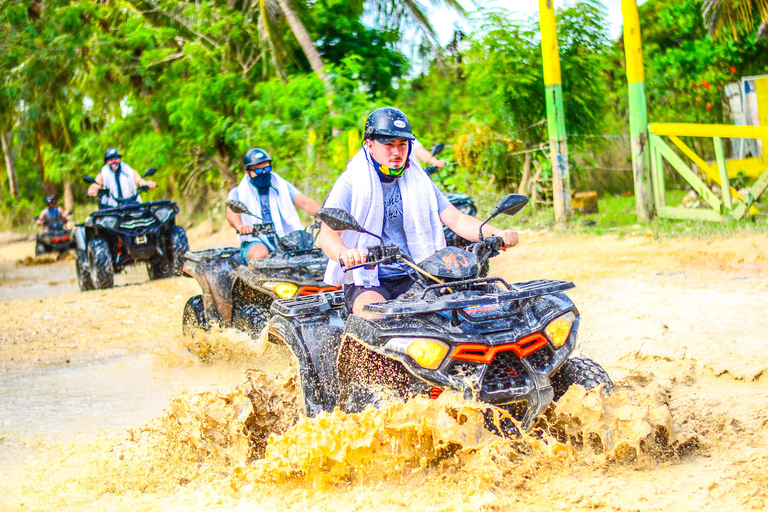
[538,0,571,223]
[622,0,653,222]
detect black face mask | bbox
[250,172,272,191]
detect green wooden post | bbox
[713,137,732,212]
[622,0,653,222]
[539,0,571,223]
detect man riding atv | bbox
[226,148,321,262]
[87,148,156,208]
[316,107,519,318]
[35,195,74,256]
[36,195,71,232]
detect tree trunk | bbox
[64,179,74,215]
[35,127,55,196]
[518,150,532,195]
[275,0,342,136]
[1,131,19,199]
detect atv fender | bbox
[74,226,87,252]
[269,292,347,417]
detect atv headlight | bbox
[261,281,298,299]
[95,216,118,229]
[155,206,174,223]
[545,312,576,349]
[385,337,449,370]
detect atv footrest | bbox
[271,291,345,317]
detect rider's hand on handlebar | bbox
[495,230,519,250]
[236,224,254,235]
[338,248,367,269]
[144,180,157,189]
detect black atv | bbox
[268,194,613,433]
[423,143,477,247]
[35,220,74,256]
[181,199,338,339]
[74,168,189,291]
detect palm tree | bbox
[701,0,768,39]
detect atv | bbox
[267,194,613,433]
[181,199,339,339]
[423,143,477,247]
[74,168,189,291]
[35,220,74,256]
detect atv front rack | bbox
[271,291,345,317]
[363,279,575,316]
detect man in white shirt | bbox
[87,148,156,207]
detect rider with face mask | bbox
[226,148,321,262]
[317,107,519,319]
[87,148,157,207]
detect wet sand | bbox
[0,229,766,511]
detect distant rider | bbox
[316,107,519,320]
[226,148,321,262]
[413,140,447,170]
[36,195,71,232]
[87,148,156,207]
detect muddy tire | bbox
[87,238,114,289]
[232,304,270,338]
[345,386,400,414]
[35,241,47,256]
[551,357,614,402]
[168,226,189,276]
[182,295,209,336]
[75,249,94,291]
[147,259,171,280]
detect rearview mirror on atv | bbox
[143,168,157,178]
[82,176,97,185]
[226,200,257,218]
[316,208,382,241]
[491,194,529,218]
[431,143,445,157]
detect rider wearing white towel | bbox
[226,148,320,262]
[317,107,519,319]
[87,148,156,207]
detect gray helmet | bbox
[363,107,415,143]
[243,148,272,169]
[45,195,57,204]
[104,148,121,162]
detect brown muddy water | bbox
[1,233,767,511]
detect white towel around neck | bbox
[100,163,139,207]
[236,172,303,240]
[323,148,445,287]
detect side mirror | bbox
[225,199,257,218]
[490,194,529,218]
[143,168,157,178]
[82,176,97,185]
[431,143,445,158]
[478,194,528,241]
[316,208,383,242]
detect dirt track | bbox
[0,228,767,511]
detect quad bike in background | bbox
[268,194,613,435]
[74,168,189,291]
[181,199,338,340]
[35,220,74,256]
[424,143,477,247]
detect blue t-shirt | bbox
[324,177,451,278]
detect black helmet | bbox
[45,195,56,204]
[104,148,121,161]
[243,148,272,169]
[363,107,415,143]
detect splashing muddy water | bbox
[1,232,767,511]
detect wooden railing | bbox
[647,123,768,221]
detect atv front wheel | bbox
[75,249,94,291]
[232,304,270,338]
[182,295,209,336]
[551,357,614,402]
[87,238,114,289]
[168,226,189,276]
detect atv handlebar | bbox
[339,244,403,272]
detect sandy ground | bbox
[0,226,767,511]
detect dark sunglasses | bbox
[246,165,272,175]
